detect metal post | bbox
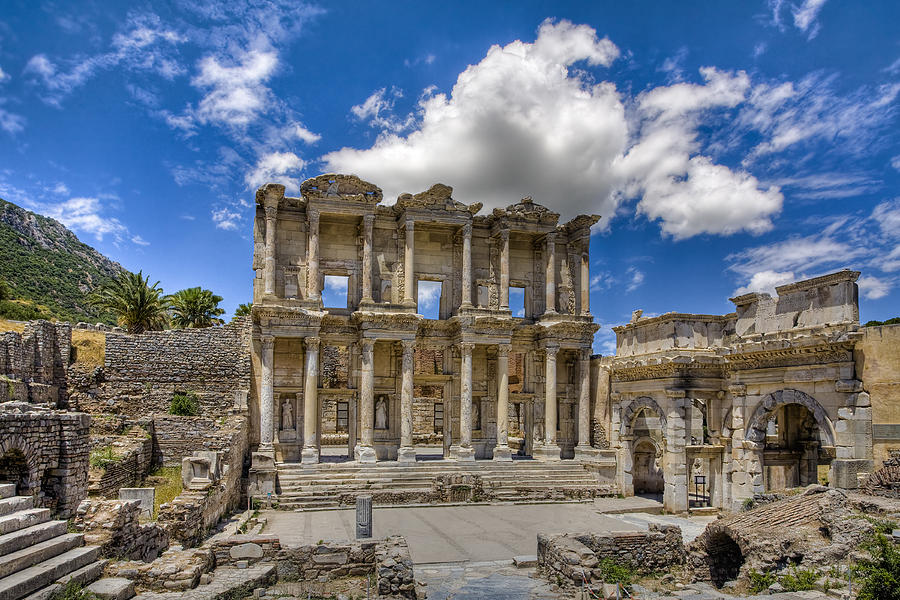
[356,495,373,538]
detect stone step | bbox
[0,534,84,579]
[0,522,68,557]
[86,578,135,600]
[0,546,100,600]
[0,488,15,502]
[0,499,33,519]
[0,511,51,537]
[20,560,107,600]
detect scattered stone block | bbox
[85,578,136,600]
[118,488,154,519]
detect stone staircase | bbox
[0,483,105,600]
[274,460,611,510]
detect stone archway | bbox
[0,435,40,497]
[620,396,667,437]
[632,437,664,495]
[744,389,834,491]
[619,397,668,499]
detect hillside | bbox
[0,197,125,324]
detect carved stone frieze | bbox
[301,174,382,203]
[396,184,482,214]
[492,196,559,225]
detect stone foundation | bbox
[74,498,169,561]
[88,419,155,497]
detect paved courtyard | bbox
[262,498,715,564]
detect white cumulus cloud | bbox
[191,47,278,127]
[244,151,306,192]
[858,275,890,300]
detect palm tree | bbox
[89,271,170,334]
[169,287,225,328]
[234,302,252,317]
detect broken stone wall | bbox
[0,321,71,407]
[74,498,169,561]
[0,405,89,516]
[99,317,251,418]
[156,414,248,547]
[88,419,155,497]
[854,323,900,467]
[152,415,232,467]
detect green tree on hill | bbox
[0,279,9,301]
[89,271,170,334]
[169,287,225,328]
[234,302,252,317]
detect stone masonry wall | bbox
[99,317,251,418]
[73,498,169,561]
[0,404,90,516]
[88,420,155,497]
[152,415,232,467]
[0,321,71,407]
[538,524,684,588]
[855,324,900,467]
[156,415,248,547]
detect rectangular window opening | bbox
[336,401,349,433]
[417,280,442,319]
[510,286,526,317]
[323,275,349,309]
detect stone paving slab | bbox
[133,565,274,600]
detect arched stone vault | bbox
[744,389,836,446]
[620,396,668,437]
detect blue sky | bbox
[1,1,898,353]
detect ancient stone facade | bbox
[596,270,875,512]
[0,321,71,407]
[249,175,599,468]
[854,323,900,467]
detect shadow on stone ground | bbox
[418,562,560,600]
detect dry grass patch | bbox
[71,329,105,367]
[142,466,183,518]
[0,319,26,334]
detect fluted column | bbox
[544,233,557,315]
[357,339,376,463]
[398,339,416,463]
[403,219,415,306]
[580,240,590,316]
[499,229,510,311]
[576,348,591,450]
[263,206,278,296]
[258,335,275,452]
[460,223,473,309]
[493,343,512,461]
[457,342,475,461]
[306,209,320,302]
[302,336,320,464]
[536,344,561,461]
[361,214,374,304]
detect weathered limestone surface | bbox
[74,498,168,562]
[88,420,154,498]
[0,321,71,406]
[854,323,900,467]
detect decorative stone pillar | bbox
[499,229,510,311]
[663,389,688,512]
[258,335,275,453]
[356,339,376,463]
[361,214,374,304]
[457,342,476,462]
[493,343,512,461]
[574,348,594,459]
[535,344,561,461]
[403,219,415,306]
[302,336,320,464]
[544,233,557,315]
[398,339,417,463]
[306,209,321,302]
[580,241,590,316]
[460,223,473,309]
[263,205,278,296]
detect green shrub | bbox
[50,581,98,600]
[748,568,777,594]
[169,392,200,416]
[595,558,635,587]
[88,445,119,468]
[855,534,900,600]
[741,497,755,512]
[780,567,818,592]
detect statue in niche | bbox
[375,395,388,430]
[472,400,481,431]
[281,400,294,430]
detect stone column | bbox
[361,214,374,304]
[357,339,377,463]
[263,205,278,296]
[460,223,473,309]
[544,233,557,315]
[306,209,321,302]
[499,229,510,311]
[493,344,512,461]
[574,348,594,459]
[398,339,417,463]
[302,336,320,464]
[258,335,275,453]
[457,342,475,461]
[535,344,561,460]
[403,219,415,306]
[580,241,590,316]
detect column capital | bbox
[404,218,415,231]
[360,338,376,353]
[304,336,321,350]
[461,222,472,237]
[459,341,475,354]
[363,213,375,226]
[308,208,320,227]
[400,339,417,354]
[545,231,557,243]
[580,347,592,361]
[497,343,511,357]
[544,344,559,359]
[264,204,278,220]
[498,227,510,242]
[260,335,275,350]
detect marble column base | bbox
[356,445,377,464]
[456,446,476,462]
[533,444,562,461]
[257,443,274,455]
[397,446,417,463]
[574,445,601,461]
[301,446,320,465]
[492,445,513,462]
